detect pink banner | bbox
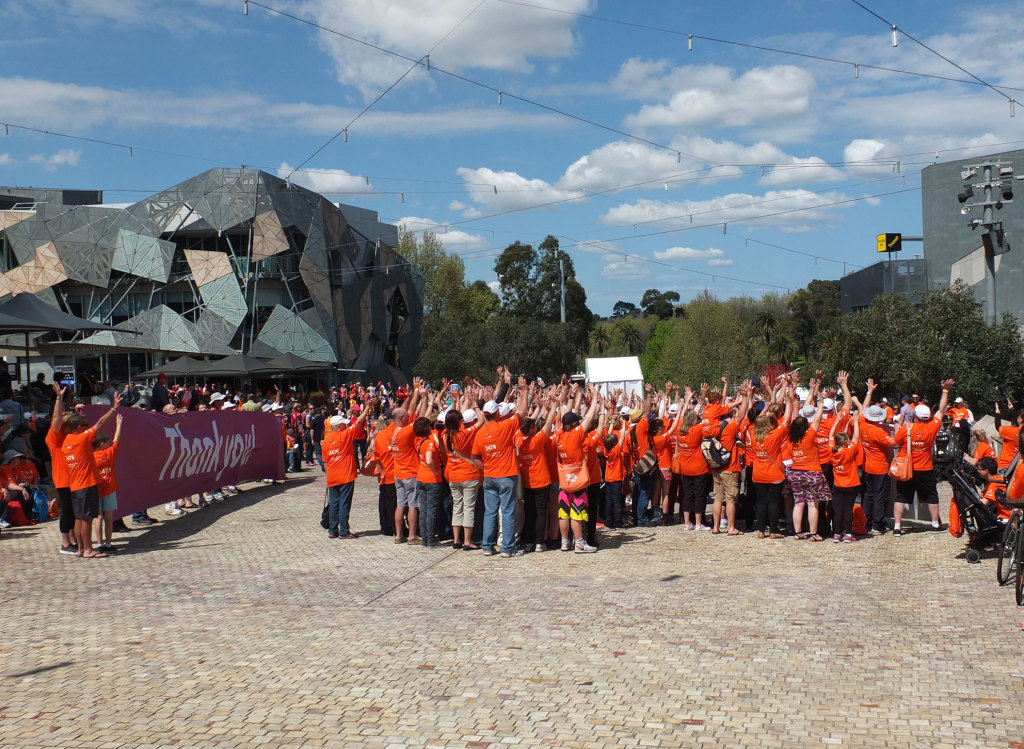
[81,406,286,517]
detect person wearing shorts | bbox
[891,380,953,535]
[554,391,600,553]
[711,380,751,535]
[62,393,120,558]
[92,413,123,554]
[389,399,421,544]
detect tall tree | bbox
[754,308,778,345]
[788,279,841,360]
[640,288,681,319]
[612,300,637,318]
[616,320,643,354]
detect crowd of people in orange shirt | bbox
[316,366,1024,554]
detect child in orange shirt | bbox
[602,434,625,528]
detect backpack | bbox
[32,490,50,523]
[700,422,731,469]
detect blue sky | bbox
[2,0,1024,315]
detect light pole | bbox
[958,161,1013,324]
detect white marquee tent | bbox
[585,356,644,399]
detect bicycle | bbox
[997,506,1021,586]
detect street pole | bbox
[558,250,566,323]
[982,163,997,325]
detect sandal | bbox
[810,534,824,542]
[795,532,810,540]
[711,529,720,534]
[462,544,480,551]
[727,529,744,536]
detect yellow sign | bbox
[876,233,902,253]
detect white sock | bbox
[893,523,901,529]
[932,520,940,527]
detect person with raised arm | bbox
[322,399,374,540]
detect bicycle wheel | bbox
[1017,519,1024,606]
[997,512,1020,585]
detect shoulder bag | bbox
[889,428,913,481]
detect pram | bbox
[933,427,1007,564]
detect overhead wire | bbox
[497,0,1024,96]
[284,0,490,178]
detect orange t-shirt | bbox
[816,411,849,465]
[444,425,481,484]
[983,474,1010,519]
[13,461,39,486]
[701,403,728,436]
[893,417,941,472]
[0,464,14,489]
[973,442,995,462]
[749,425,787,484]
[584,431,601,485]
[858,417,893,475]
[720,420,742,473]
[831,441,862,488]
[604,441,625,482]
[997,425,1019,470]
[653,433,673,470]
[416,434,444,484]
[390,424,419,480]
[676,424,709,476]
[555,424,586,465]
[519,430,551,489]
[472,415,521,479]
[790,428,821,472]
[323,428,357,486]
[94,442,119,496]
[61,427,99,492]
[372,423,397,485]
[47,427,69,489]
[630,418,651,457]
[1008,464,1024,501]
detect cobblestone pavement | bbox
[1,472,1022,748]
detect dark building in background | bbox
[921,148,1024,323]
[0,168,423,384]
[839,257,928,314]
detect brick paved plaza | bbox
[1,473,1022,748]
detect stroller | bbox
[934,427,1006,563]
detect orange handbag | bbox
[557,461,590,493]
[889,429,913,482]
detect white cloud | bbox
[28,148,80,171]
[0,153,15,166]
[622,64,816,130]
[654,247,725,261]
[303,0,594,98]
[601,260,650,279]
[397,216,488,252]
[456,166,585,215]
[0,77,563,138]
[278,163,370,194]
[601,189,851,233]
[708,258,734,267]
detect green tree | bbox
[591,326,611,354]
[788,279,841,360]
[767,333,798,367]
[754,308,778,345]
[640,288,681,319]
[612,300,637,318]
[616,320,643,354]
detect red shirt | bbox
[61,427,99,491]
[323,428,357,486]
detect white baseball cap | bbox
[619,406,631,416]
[482,400,499,414]
[914,404,932,420]
[822,398,836,411]
[667,404,679,414]
[799,404,816,418]
[498,402,514,417]
[329,415,349,427]
[462,409,478,424]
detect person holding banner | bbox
[322,402,374,540]
[61,391,122,558]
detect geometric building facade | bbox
[0,168,423,383]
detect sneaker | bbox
[327,532,339,539]
[59,544,78,555]
[483,546,497,556]
[500,549,525,558]
[893,527,903,537]
[338,532,357,540]
[931,523,945,532]
[394,535,406,544]
[407,537,422,546]
[684,523,695,530]
[113,519,130,532]
[560,539,571,552]
[0,519,10,529]
[534,543,545,553]
[843,534,856,543]
[197,497,210,508]
[165,503,182,516]
[212,492,225,502]
[719,519,728,530]
[695,524,711,531]
[133,515,157,525]
[574,541,597,554]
